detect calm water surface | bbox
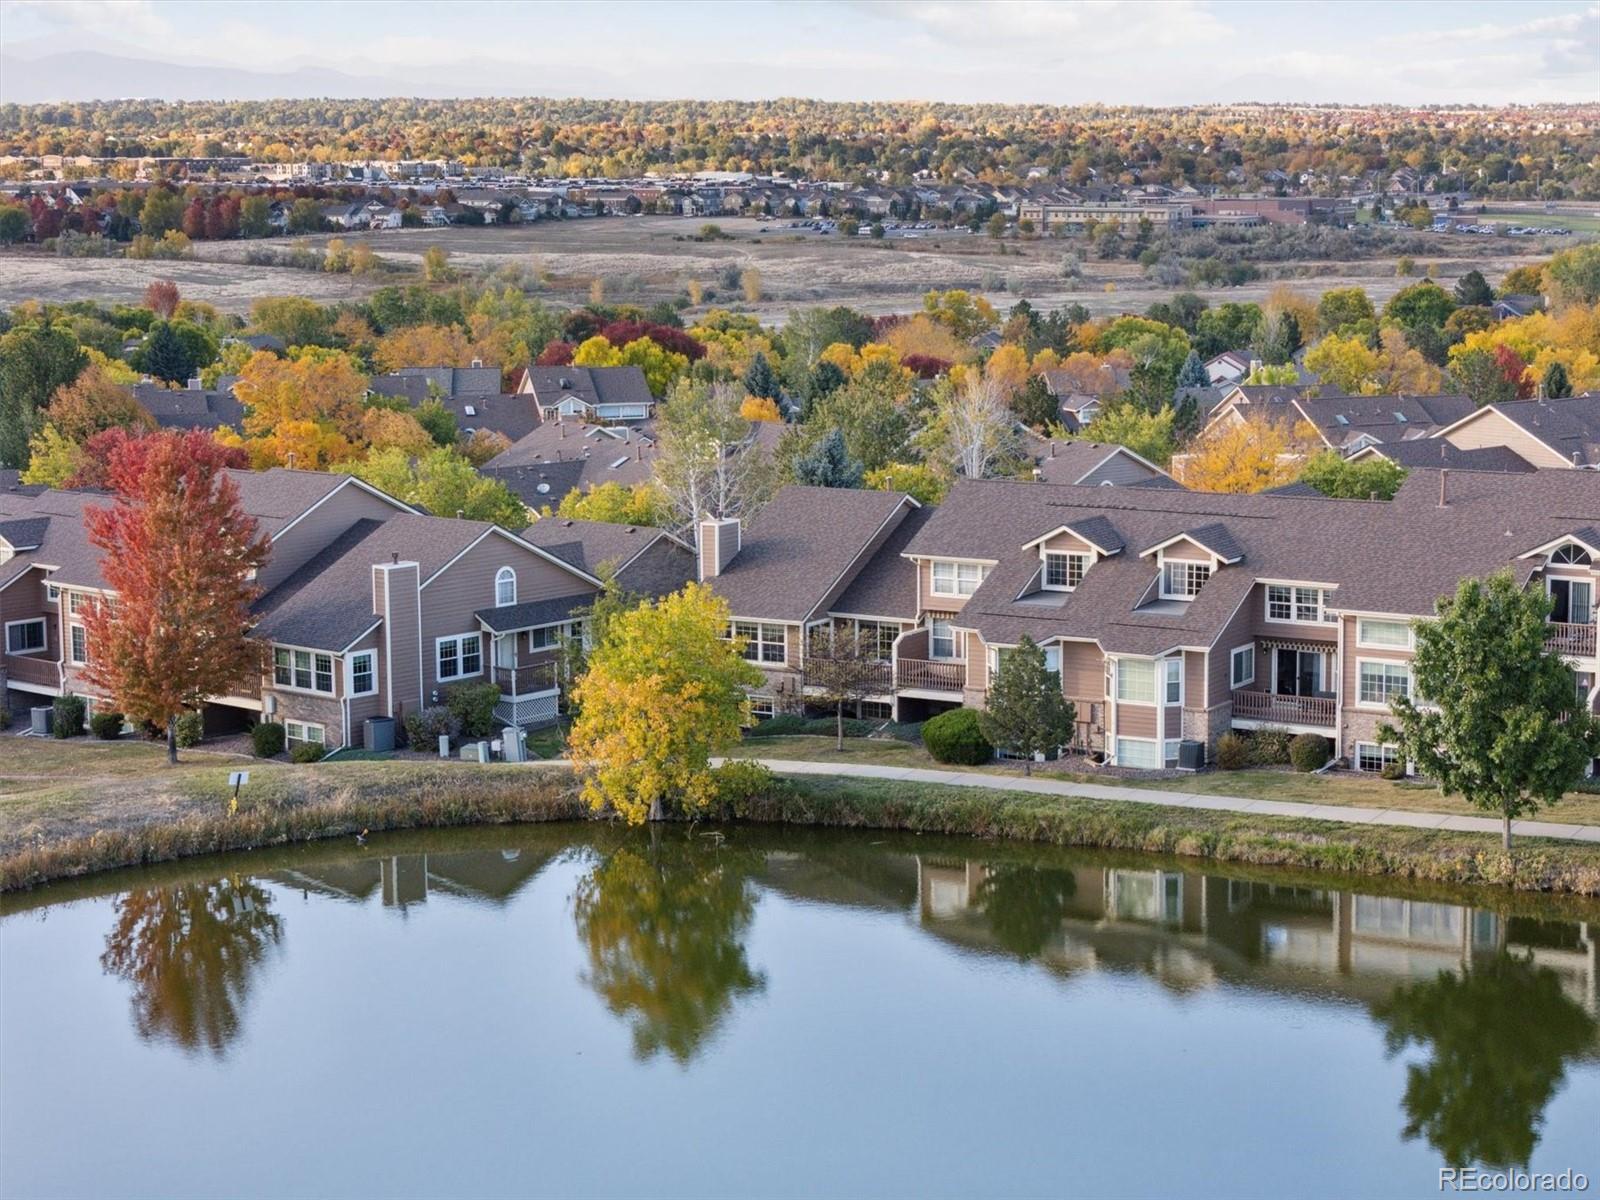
[2,825,1597,1199]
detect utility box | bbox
[1178,740,1205,770]
[30,706,52,736]
[501,726,526,763]
[363,717,396,753]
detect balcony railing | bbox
[2,654,62,689]
[895,657,966,693]
[494,661,559,698]
[803,657,893,693]
[1546,622,1597,658]
[1231,688,1336,728]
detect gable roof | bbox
[481,421,660,508]
[369,365,503,400]
[520,515,693,597]
[1295,392,1476,449]
[1348,440,1536,473]
[828,504,935,620]
[1032,441,1182,488]
[132,382,247,431]
[708,486,915,623]
[523,365,655,411]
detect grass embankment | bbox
[733,774,1600,896]
[0,738,582,891]
[732,735,1600,826]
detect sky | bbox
[1,0,1597,106]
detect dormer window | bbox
[931,560,986,597]
[1550,544,1592,566]
[1161,559,1210,599]
[1043,552,1089,591]
[495,567,516,607]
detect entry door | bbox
[1550,578,1593,624]
[494,633,517,669]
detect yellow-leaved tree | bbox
[1176,414,1319,494]
[569,583,762,824]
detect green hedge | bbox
[747,714,876,738]
[89,711,125,740]
[250,721,286,758]
[1289,733,1332,773]
[51,694,86,738]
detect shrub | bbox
[1380,760,1406,781]
[922,708,994,765]
[176,710,204,748]
[711,760,789,811]
[445,682,502,739]
[1289,733,1332,773]
[403,705,461,750]
[290,741,326,764]
[746,714,875,738]
[1216,732,1249,770]
[1247,727,1293,766]
[90,711,125,740]
[51,693,86,738]
[250,721,286,758]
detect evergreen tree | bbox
[137,322,198,385]
[1542,361,1572,400]
[0,323,87,469]
[1176,348,1208,390]
[976,636,1074,776]
[742,351,780,400]
[1010,375,1058,429]
[799,359,847,418]
[793,428,864,489]
[1453,269,1495,308]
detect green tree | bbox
[804,626,889,749]
[0,204,29,244]
[340,446,526,527]
[238,194,272,238]
[1375,953,1597,1168]
[1192,302,1263,357]
[1297,449,1407,500]
[1076,402,1175,466]
[742,350,780,400]
[1541,242,1600,308]
[20,424,85,487]
[1175,348,1208,390]
[1452,270,1494,308]
[133,319,216,384]
[1383,280,1456,331]
[569,583,762,824]
[136,188,184,237]
[863,461,946,504]
[1541,361,1572,400]
[249,296,334,348]
[808,362,912,471]
[572,838,766,1063]
[414,395,458,446]
[1316,287,1376,338]
[556,480,670,527]
[0,324,88,468]
[977,636,1074,776]
[793,427,864,488]
[1010,374,1058,429]
[1381,572,1600,850]
[1450,347,1518,408]
[286,198,324,234]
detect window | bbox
[993,644,1060,678]
[1160,559,1211,599]
[1164,658,1183,705]
[747,695,776,721]
[855,621,898,661]
[1230,645,1255,688]
[529,625,562,651]
[284,720,326,748]
[1044,552,1089,591]
[494,567,516,607]
[1550,544,1592,565]
[1358,660,1411,707]
[5,618,46,655]
[45,584,59,603]
[67,591,89,615]
[1355,742,1401,773]
[1266,585,1333,624]
[732,621,786,665]
[69,625,87,665]
[348,651,376,697]
[274,647,335,693]
[930,619,957,660]
[931,560,985,597]
[436,634,483,681]
[1358,618,1412,649]
[1116,658,1157,704]
[1164,739,1182,767]
[1115,738,1161,769]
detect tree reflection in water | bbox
[100,875,284,1056]
[1375,951,1597,1168]
[573,838,766,1065]
[976,864,1077,961]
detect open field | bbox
[0,214,1561,320]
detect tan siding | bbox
[1443,412,1571,468]
[377,562,422,718]
[258,484,407,593]
[1209,590,1259,704]
[965,632,988,692]
[1161,539,1213,562]
[1080,452,1163,486]
[1119,703,1158,738]
[917,560,973,616]
[1183,650,1206,710]
[1060,642,1104,707]
[1041,531,1093,554]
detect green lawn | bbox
[730,735,1600,826]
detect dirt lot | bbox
[0,214,1558,321]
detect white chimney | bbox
[187,376,203,390]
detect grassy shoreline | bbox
[3,741,1597,895]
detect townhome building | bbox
[517,365,656,424]
[0,469,604,750]
[695,470,1600,773]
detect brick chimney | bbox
[697,516,741,581]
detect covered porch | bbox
[1230,636,1337,733]
[477,594,590,729]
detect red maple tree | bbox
[82,430,270,763]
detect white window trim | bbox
[1158,557,1211,601]
[68,624,87,666]
[494,566,516,608]
[1356,618,1414,650]
[731,621,787,666]
[1115,658,1157,704]
[1355,657,1412,710]
[1264,583,1335,626]
[1041,550,1090,592]
[930,559,986,598]
[284,720,327,748]
[1114,736,1161,770]
[1163,657,1183,706]
[435,633,484,682]
[1354,741,1402,774]
[1230,644,1255,688]
[347,649,378,698]
[44,583,60,603]
[4,617,48,656]
[272,646,338,695]
[929,619,959,661]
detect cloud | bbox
[7,0,168,40]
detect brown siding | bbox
[1041,531,1093,554]
[917,560,978,616]
[1163,704,1182,738]
[1209,588,1260,704]
[258,483,407,593]
[376,561,423,718]
[346,627,385,738]
[1060,641,1104,707]
[1161,539,1213,562]
[1118,703,1158,738]
[1183,649,1206,709]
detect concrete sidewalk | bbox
[693,757,1600,845]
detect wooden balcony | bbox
[1231,688,1335,728]
[493,661,559,698]
[895,657,966,693]
[2,654,61,690]
[1546,622,1597,658]
[803,657,893,694]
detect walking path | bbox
[693,757,1600,845]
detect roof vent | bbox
[1333,414,1349,426]
[470,358,483,368]
[535,482,550,494]
[464,405,477,416]
[558,377,572,389]
[1394,412,1408,422]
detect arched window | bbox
[495,567,516,607]
[1551,544,1592,565]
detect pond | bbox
[2,825,1597,1199]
